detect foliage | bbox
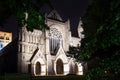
[67,46,80,60]
[78,0,120,79]
[81,0,111,38]
[0,0,52,31]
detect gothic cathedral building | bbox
[18,10,84,76]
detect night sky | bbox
[2,0,91,39]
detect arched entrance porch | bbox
[35,62,41,75]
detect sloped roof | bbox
[0,38,18,56]
[30,47,39,62]
[47,10,63,21]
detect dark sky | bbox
[50,0,91,36]
[2,0,91,39]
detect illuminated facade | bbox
[0,31,12,50]
[18,10,84,76]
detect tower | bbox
[18,27,42,73]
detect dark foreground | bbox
[0,74,84,80]
[0,73,119,80]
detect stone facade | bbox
[18,10,84,76]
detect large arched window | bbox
[56,59,63,74]
[35,62,41,75]
[49,28,62,55]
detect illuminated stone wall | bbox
[0,31,12,50]
[18,10,84,76]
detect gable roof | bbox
[30,47,39,62]
[55,45,69,63]
[56,43,68,57]
[47,10,63,21]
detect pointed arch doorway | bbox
[75,63,78,74]
[35,62,41,75]
[56,59,63,74]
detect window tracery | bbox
[49,28,62,39]
[49,28,62,55]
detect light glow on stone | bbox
[64,64,69,75]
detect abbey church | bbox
[18,10,84,76]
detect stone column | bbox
[26,33,29,42]
[45,30,54,75]
[22,45,24,53]
[36,36,37,43]
[30,34,31,43]
[22,33,24,41]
